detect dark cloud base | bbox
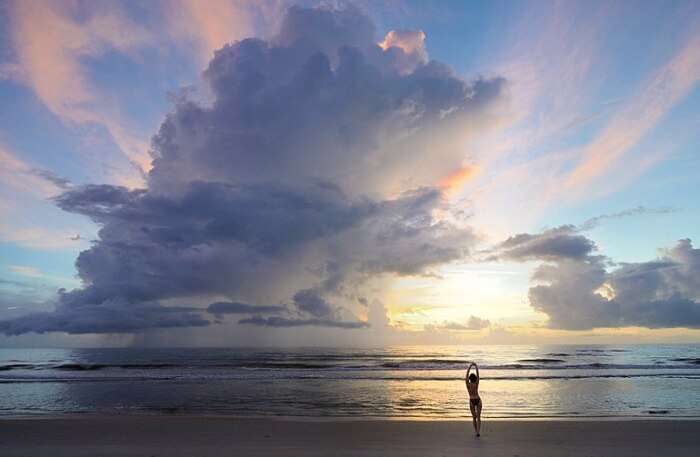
[239,316,369,329]
[207,301,286,316]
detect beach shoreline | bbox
[2,412,698,421]
[1,416,698,456]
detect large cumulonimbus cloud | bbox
[491,225,700,330]
[0,5,507,335]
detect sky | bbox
[0,0,699,347]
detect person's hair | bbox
[469,373,477,383]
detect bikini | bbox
[468,381,481,407]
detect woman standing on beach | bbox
[466,362,482,436]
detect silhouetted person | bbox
[466,362,482,436]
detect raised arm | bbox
[474,363,480,385]
[466,362,476,382]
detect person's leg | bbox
[475,401,483,436]
[469,402,477,434]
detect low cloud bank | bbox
[491,225,700,330]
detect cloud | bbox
[562,27,700,195]
[9,0,153,182]
[207,301,285,315]
[378,29,428,75]
[0,5,506,335]
[0,299,209,335]
[528,255,615,329]
[8,266,43,279]
[27,169,73,191]
[293,288,335,319]
[465,315,491,330]
[0,145,85,250]
[487,206,676,262]
[167,0,255,58]
[578,206,677,231]
[457,4,700,236]
[429,315,491,331]
[504,225,700,329]
[487,225,596,261]
[0,278,31,288]
[0,145,69,197]
[239,316,369,329]
[0,62,25,82]
[0,283,55,321]
[440,165,480,197]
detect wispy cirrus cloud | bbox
[0,145,88,251]
[8,0,153,185]
[455,3,700,238]
[6,1,278,188]
[0,145,69,197]
[8,265,42,278]
[562,28,700,197]
[448,1,615,234]
[165,0,259,64]
[578,206,678,231]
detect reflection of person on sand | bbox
[466,362,482,437]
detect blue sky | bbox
[0,0,699,346]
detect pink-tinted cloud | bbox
[0,62,25,82]
[563,29,700,195]
[0,145,87,250]
[444,2,612,235]
[439,165,481,197]
[9,0,153,185]
[456,4,700,238]
[378,29,428,74]
[0,145,64,198]
[166,0,259,64]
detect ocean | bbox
[1,345,698,419]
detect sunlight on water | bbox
[0,345,698,418]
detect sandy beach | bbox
[0,416,698,456]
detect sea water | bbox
[1,345,698,418]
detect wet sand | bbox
[0,416,698,456]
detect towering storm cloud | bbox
[0,5,506,335]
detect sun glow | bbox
[383,262,534,330]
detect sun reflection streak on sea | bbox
[0,345,698,418]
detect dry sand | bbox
[1,416,698,456]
